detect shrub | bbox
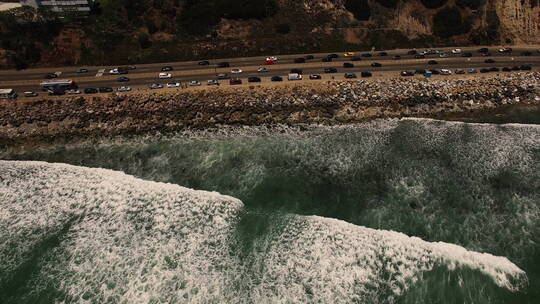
[433,7,472,38]
[345,0,371,21]
[276,23,290,34]
[421,0,448,9]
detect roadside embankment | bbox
[1,73,539,148]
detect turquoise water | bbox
[1,118,539,303]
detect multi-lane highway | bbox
[0,46,539,95]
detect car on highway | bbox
[189,81,201,86]
[481,52,492,57]
[218,62,230,67]
[439,52,448,58]
[378,52,388,56]
[309,74,322,80]
[467,68,477,73]
[207,80,219,86]
[428,60,438,65]
[84,88,98,94]
[161,66,173,71]
[461,52,473,57]
[361,53,372,58]
[498,47,512,53]
[400,71,414,76]
[48,88,65,96]
[167,82,181,88]
[351,56,362,61]
[324,67,337,73]
[511,66,521,71]
[478,48,489,53]
[266,56,278,61]
[45,73,58,79]
[361,71,372,77]
[98,87,113,93]
[230,78,242,85]
[489,67,500,72]
[415,54,425,59]
[271,76,283,82]
[257,67,268,72]
[327,53,339,59]
[451,49,462,54]
[343,52,356,57]
[454,69,465,74]
[109,69,120,75]
[343,62,354,68]
[305,55,315,60]
[415,69,426,74]
[371,62,382,67]
[24,91,39,97]
[159,72,172,79]
[321,57,332,62]
[440,69,452,75]
[66,89,81,95]
[231,68,243,74]
[117,86,132,91]
[484,58,495,63]
[393,55,401,60]
[290,68,302,74]
[480,68,490,73]
[502,67,512,72]
[521,51,532,56]
[217,73,229,79]
[294,57,306,63]
[75,68,88,73]
[344,73,357,79]
[248,76,261,83]
[407,50,417,55]
[117,76,130,82]
[264,59,275,65]
[126,65,137,70]
[198,60,210,65]
[520,64,532,70]
[149,83,163,89]
[288,73,302,80]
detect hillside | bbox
[0,0,538,68]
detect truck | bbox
[0,89,17,99]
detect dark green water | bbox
[1,118,539,303]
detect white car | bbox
[159,72,172,79]
[207,80,219,85]
[440,69,452,75]
[451,49,462,54]
[257,67,268,72]
[231,69,243,74]
[288,73,302,80]
[439,53,448,58]
[189,81,201,86]
[117,86,132,92]
[266,56,278,61]
[109,68,120,75]
[167,82,180,88]
[66,89,81,95]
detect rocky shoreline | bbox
[1,73,539,148]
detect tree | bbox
[433,7,472,38]
[345,0,371,21]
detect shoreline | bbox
[1,73,539,149]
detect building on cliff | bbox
[19,0,93,15]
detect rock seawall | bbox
[0,73,539,147]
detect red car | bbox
[264,60,275,65]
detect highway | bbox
[0,45,538,94]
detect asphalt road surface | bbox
[0,46,538,94]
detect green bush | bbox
[433,7,472,38]
[345,0,371,21]
[421,0,448,9]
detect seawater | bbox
[1,118,539,303]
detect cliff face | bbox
[0,0,538,68]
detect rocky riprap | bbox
[0,73,539,147]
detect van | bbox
[288,73,302,80]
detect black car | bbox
[294,58,306,63]
[415,54,425,59]
[428,60,438,65]
[484,59,496,63]
[393,55,401,60]
[520,64,532,70]
[322,57,332,62]
[84,88,98,94]
[161,66,173,71]
[248,76,261,82]
[480,68,490,73]
[461,52,473,57]
[371,62,382,67]
[502,67,512,72]
[430,69,441,75]
[478,48,489,53]
[45,73,58,79]
[305,55,315,60]
[400,71,414,76]
[407,50,417,55]
[324,67,338,73]
[361,71,372,77]
[117,76,130,82]
[290,68,303,74]
[198,60,210,65]
[489,67,500,72]
[98,87,113,93]
[309,74,322,80]
[343,62,354,68]
[378,52,388,56]
[521,51,532,56]
[271,76,283,82]
[344,73,357,79]
[328,53,339,59]
[481,52,492,57]
[351,56,362,61]
[217,62,230,68]
[361,53,372,58]
[415,69,426,74]
[454,69,466,74]
[216,73,230,79]
[511,66,521,71]
[48,88,65,96]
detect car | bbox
[217,73,229,79]
[344,73,357,79]
[484,59,495,63]
[207,80,219,85]
[502,67,512,72]
[371,62,382,67]
[378,52,388,56]
[519,64,532,70]
[290,68,302,74]
[343,62,354,68]
[428,60,438,65]
[266,56,278,61]
[126,65,136,70]
[361,53,372,58]
[454,69,465,74]
[149,83,163,89]
[294,57,306,63]
[415,69,426,74]
[467,68,477,73]
[393,55,401,60]
[167,82,181,88]
[75,68,88,73]
[257,67,268,72]
[45,73,58,79]
[489,67,500,72]
[24,91,39,97]
[461,52,472,57]
[109,68,120,75]
[351,56,362,61]
[161,66,173,71]
[521,51,532,56]
[198,60,210,65]
[231,68,243,74]
[322,57,332,62]
[248,76,261,82]
[305,55,315,60]
[407,50,417,55]
[217,62,230,68]
[98,87,113,93]
[264,60,275,65]
[288,73,302,80]
[66,89,81,95]
[328,53,339,59]
[498,47,512,53]
[159,72,172,79]
[415,54,425,59]
[189,81,201,86]
[451,49,462,54]
[117,76,130,82]
[324,67,337,73]
[230,78,242,85]
[440,69,452,75]
[439,52,448,58]
[117,86,132,91]
[361,71,372,78]
[478,48,489,53]
[343,52,356,57]
[271,76,283,82]
[430,69,441,75]
[511,66,521,71]
[48,89,65,96]
[84,88,98,94]
[481,52,492,57]
[400,71,414,76]
[309,74,322,80]
[537,49,540,53]
[480,68,490,73]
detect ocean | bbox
[1,117,539,303]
